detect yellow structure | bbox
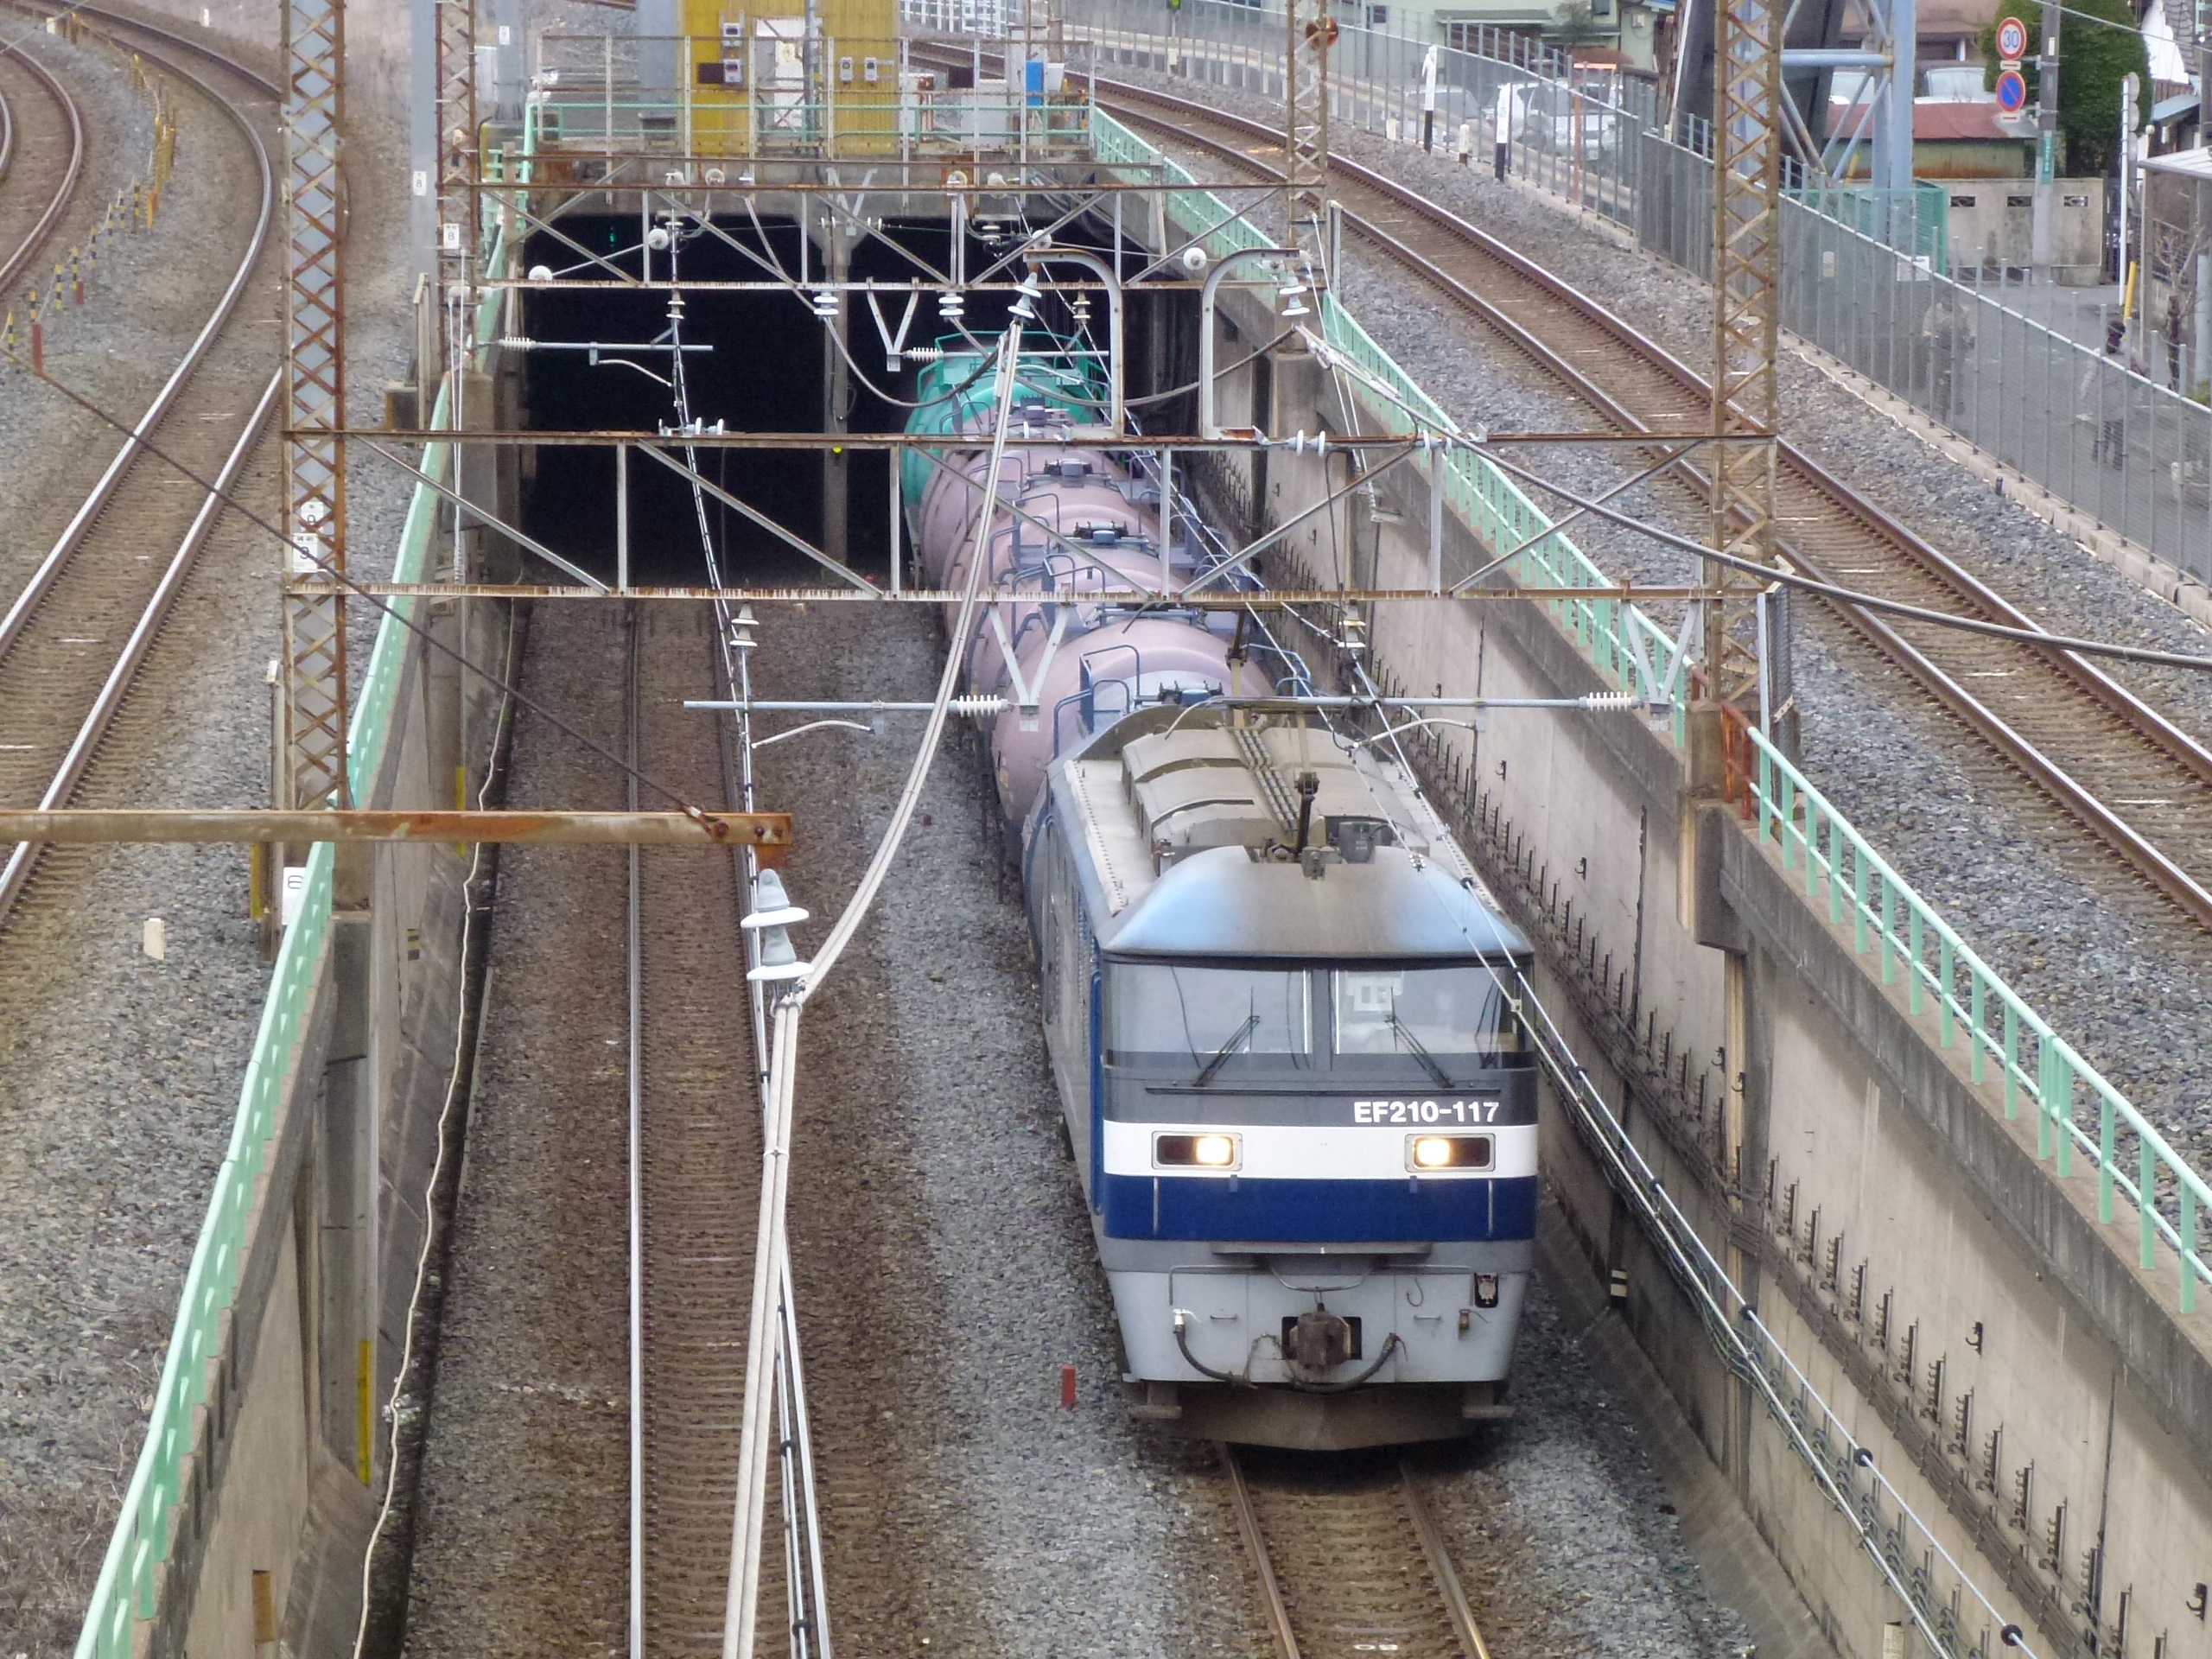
[679,0,901,155]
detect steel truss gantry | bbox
[1706,0,1785,722]
[282,0,350,809]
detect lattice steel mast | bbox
[1705,0,1783,717]
[436,0,478,365]
[1285,0,1332,231]
[282,0,349,808]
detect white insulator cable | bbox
[721,321,1029,1659]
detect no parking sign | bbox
[1995,67,2029,112]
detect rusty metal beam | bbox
[318,429,1426,449]
[0,810,792,846]
[297,582,1714,604]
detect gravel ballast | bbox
[395,590,1760,1658]
[0,2,421,1646]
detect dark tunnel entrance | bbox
[515,210,1196,588]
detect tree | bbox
[1980,0,2151,174]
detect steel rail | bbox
[1219,1445,1302,1659]
[0,371,276,912]
[0,11,276,931]
[0,10,273,664]
[1096,78,2212,935]
[1398,1462,1492,1659]
[1218,1443,1491,1659]
[0,29,84,296]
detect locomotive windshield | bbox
[1107,965,1313,1063]
[1332,968,1519,1058]
[1104,961,1524,1070]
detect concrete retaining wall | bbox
[1204,287,2212,1659]
[125,355,519,1656]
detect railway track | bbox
[1224,1446,1491,1659]
[0,26,83,294]
[0,2,277,929]
[627,601,789,1655]
[1094,78,2212,938]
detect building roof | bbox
[1825,99,2022,143]
[2142,145,2212,178]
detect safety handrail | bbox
[1748,729,2212,1312]
[1092,95,2212,1323]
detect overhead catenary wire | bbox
[1228,340,2028,1647]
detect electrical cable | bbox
[721,324,1029,1659]
[347,603,519,1659]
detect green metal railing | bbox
[1751,734,2212,1314]
[1090,110,1272,264]
[1313,292,1688,744]
[1092,108,1688,743]
[70,239,501,1659]
[69,838,332,1659]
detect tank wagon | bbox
[906,344,1537,1449]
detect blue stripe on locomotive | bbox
[1097,1172,1538,1242]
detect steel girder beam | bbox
[283,0,350,809]
[1706,0,1783,716]
[0,810,794,846]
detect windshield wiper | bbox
[1387,1013,1454,1090]
[1193,1013,1262,1086]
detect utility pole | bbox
[2032,2,2062,267]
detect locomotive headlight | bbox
[1408,1134,1493,1172]
[1154,1131,1241,1170]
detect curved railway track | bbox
[1224,1446,1491,1659]
[0,26,85,295]
[627,602,790,1654]
[0,2,278,929]
[1096,78,2212,938]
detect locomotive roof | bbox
[1104,844,1528,960]
[1045,704,1530,963]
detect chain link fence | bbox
[1060,0,2212,585]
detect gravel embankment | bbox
[397,602,632,1655]
[1119,64,2212,1168]
[0,4,420,1647]
[395,588,1755,1658]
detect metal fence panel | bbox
[1070,0,2212,586]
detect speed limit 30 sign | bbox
[1996,16,2029,60]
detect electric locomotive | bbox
[1026,708,1536,1449]
[901,340,1538,1448]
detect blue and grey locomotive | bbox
[903,346,1537,1448]
[1025,708,1536,1449]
